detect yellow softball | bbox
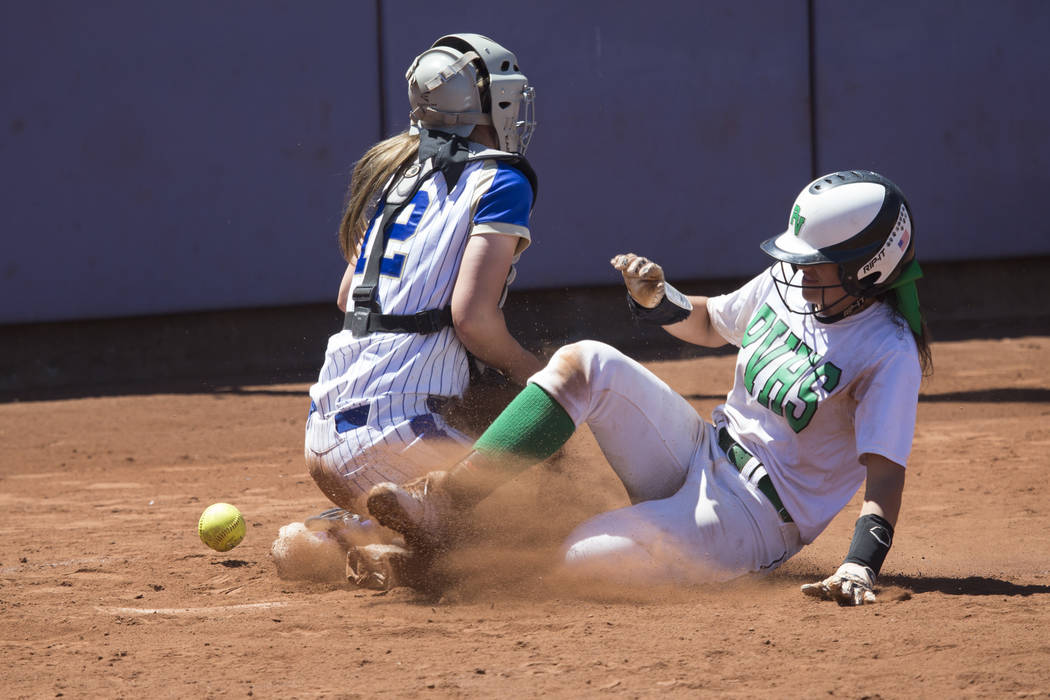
[198,503,246,552]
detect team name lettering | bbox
[740,304,842,432]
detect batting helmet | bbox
[760,170,914,298]
[405,33,536,154]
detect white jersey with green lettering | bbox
[706,266,921,543]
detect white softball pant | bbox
[304,394,472,513]
[529,341,804,586]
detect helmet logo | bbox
[859,204,911,282]
[790,205,806,236]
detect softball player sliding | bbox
[290,34,543,551]
[367,170,931,605]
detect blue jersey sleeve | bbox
[473,163,533,229]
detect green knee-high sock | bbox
[445,384,575,507]
[472,383,576,464]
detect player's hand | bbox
[801,563,878,606]
[611,253,666,308]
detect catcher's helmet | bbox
[405,33,536,154]
[760,170,914,298]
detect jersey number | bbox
[354,191,430,279]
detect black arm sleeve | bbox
[843,513,895,577]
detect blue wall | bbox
[2,1,1047,324]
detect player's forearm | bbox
[454,312,543,385]
[662,296,727,348]
[826,454,906,590]
[859,453,906,528]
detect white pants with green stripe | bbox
[529,341,803,585]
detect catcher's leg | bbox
[305,408,468,513]
[306,405,472,549]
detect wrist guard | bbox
[626,282,692,326]
[843,513,894,578]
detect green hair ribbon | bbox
[887,259,924,335]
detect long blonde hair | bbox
[339,130,420,262]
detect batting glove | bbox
[801,562,878,606]
[611,253,666,308]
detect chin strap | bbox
[815,260,924,334]
[887,260,924,335]
[814,295,867,325]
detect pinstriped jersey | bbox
[309,149,533,419]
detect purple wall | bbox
[378,1,811,290]
[1,2,377,323]
[812,0,1050,261]
[2,1,1047,324]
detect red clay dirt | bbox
[2,336,1049,698]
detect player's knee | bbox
[534,341,629,415]
[561,533,662,586]
[547,340,617,378]
[555,339,613,359]
[306,459,364,512]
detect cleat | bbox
[304,507,354,530]
[304,507,378,548]
[366,471,457,552]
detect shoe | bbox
[304,507,376,548]
[366,471,456,552]
[346,543,433,591]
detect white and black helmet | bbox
[405,33,536,154]
[761,170,914,298]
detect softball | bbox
[198,503,246,552]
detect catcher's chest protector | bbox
[345,131,536,338]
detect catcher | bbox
[271,33,543,584]
[362,170,932,605]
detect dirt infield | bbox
[3,336,1050,698]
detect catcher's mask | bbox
[405,33,536,154]
[760,170,914,322]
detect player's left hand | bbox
[801,563,878,606]
[611,253,666,308]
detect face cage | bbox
[768,261,860,319]
[515,85,536,153]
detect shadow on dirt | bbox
[918,388,1050,403]
[882,574,1050,597]
[213,560,253,568]
[5,257,1048,405]
[209,386,308,397]
[777,569,1050,598]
